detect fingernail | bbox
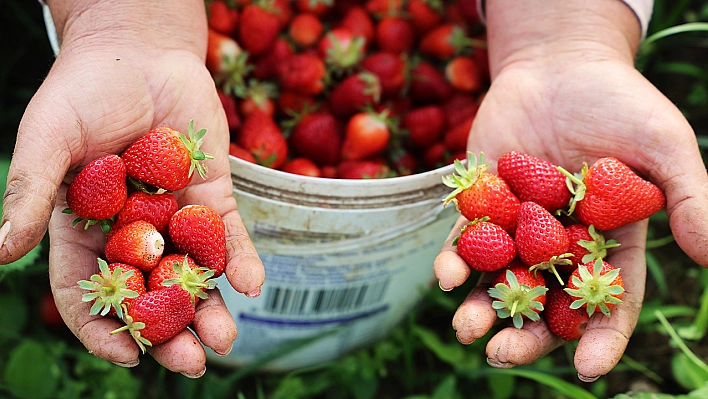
[577,373,600,383]
[486,358,514,369]
[246,287,261,298]
[438,281,452,292]
[0,221,11,249]
[214,344,233,356]
[111,359,140,368]
[181,366,206,379]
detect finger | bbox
[148,329,207,378]
[192,288,237,356]
[486,319,564,368]
[574,221,647,381]
[224,208,266,297]
[452,272,497,344]
[434,216,471,291]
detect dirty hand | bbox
[434,0,708,382]
[0,0,264,377]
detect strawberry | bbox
[409,61,453,103]
[252,38,294,81]
[453,217,516,272]
[565,259,624,317]
[282,157,322,177]
[207,0,239,36]
[565,224,620,269]
[169,205,227,277]
[295,0,332,16]
[288,111,342,166]
[457,0,482,25]
[403,105,446,149]
[278,53,327,96]
[560,157,666,231]
[488,262,548,329]
[361,52,407,99]
[229,143,257,163]
[339,6,375,44]
[148,254,216,305]
[544,287,590,341]
[235,79,277,118]
[218,89,242,132]
[105,220,165,272]
[318,28,367,73]
[111,284,196,351]
[121,121,213,192]
[113,192,176,239]
[340,110,392,161]
[328,72,382,118]
[65,154,127,232]
[375,16,416,55]
[514,201,572,285]
[337,159,393,179]
[422,142,448,169]
[39,291,64,328]
[289,13,324,48]
[237,110,289,168]
[496,151,571,213]
[78,259,145,319]
[206,29,250,94]
[445,56,482,92]
[442,92,479,128]
[419,24,472,60]
[365,0,403,18]
[277,90,318,116]
[406,0,444,35]
[238,3,282,56]
[390,150,419,176]
[442,152,520,233]
[443,116,474,153]
[272,0,294,29]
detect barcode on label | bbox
[263,278,391,316]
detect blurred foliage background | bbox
[2,0,708,398]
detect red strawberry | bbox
[65,154,127,232]
[328,72,382,118]
[337,159,393,179]
[282,157,322,177]
[272,0,294,28]
[229,143,257,163]
[565,259,625,317]
[361,52,407,98]
[237,110,289,168]
[544,287,590,341]
[111,284,196,351]
[488,261,548,329]
[339,6,375,44]
[238,3,282,56]
[207,0,239,36]
[218,89,242,132]
[365,0,403,18]
[235,79,277,118]
[442,152,520,233]
[454,217,516,272]
[277,91,318,116]
[169,205,227,277]
[445,56,482,92]
[403,105,446,149]
[565,224,620,270]
[514,201,572,285]
[148,254,216,305]
[390,150,419,176]
[422,142,448,169]
[560,157,666,231]
[318,28,367,73]
[409,61,453,103]
[39,291,64,328]
[375,16,415,54]
[122,121,213,192]
[206,30,251,93]
[406,0,443,34]
[288,111,342,166]
[113,192,178,236]
[419,24,472,60]
[295,0,332,16]
[252,38,294,81]
[340,110,392,161]
[289,13,324,48]
[278,53,327,96]
[496,151,571,213]
[105,220,165,272]
[78,258,146,319]
[443,116,473,152]
[457,0,482,25]
[442,93,479,129]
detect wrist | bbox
[46,0,207,58]
[486,0,641,78]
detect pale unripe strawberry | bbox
[169,205,227,277]
[66,154,127,229]
[105,220,165,272]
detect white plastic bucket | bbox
[207,157,459,371]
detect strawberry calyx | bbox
[441,151,489,206]
[62,208,114,234]
[178,119,215,181]
[528,253,573,286]
[556,163,589,215]
[488,269,548,329]
[217,51,253,96]
[324,32,367,74]
[161,255,218,305]
[564,259,625,317]
[110,305,151,354]
[77,258,139,320]
[451,216,489,246]
[577,225,621,264]
[234,78,278,107]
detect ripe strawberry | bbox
[105,220,165,272]
[229,143,257,163]
[65,154,127,232]
[544,287,590,341]
[277,90,318,116]
[565,224,620,269]
[39,291,64,328]
[442,152,520,233]
[111,284,196,351]
[148,254,216,305]
[206,30,250,94]
[289,13,324,48]
[565,259,625,317]
[406,0,443,35]
[169,205,227,277]
[443,116,473,153]
[365,0,403,18]
[278,53,327,96]
[237,110,289,168]
[339,6,375,44]
[375,16,416,55]
[409,61,453,103]
[337,159,393,179]
[514,201,572,285]
[442,93,479,129]
[340,110,392,161]
[419,24,472,60]
[252,38,295,81]
[78,259,145,319]
[318,28,367,73]
[282,157,322,177]
[403,105,446,149]
[328,72,382,118]
[272,0,294,28]
[496,151,571,213]
[207,0,239,36]
[560,157,666,231]
[218,89,242,132]
[238,3,282,56]
[390,150,419,176]
[113,192,178,237]
[457,0,482,25]
[121,121,213,192]
[422,142,448,169]
[454,217,516,272]
[295,0,332,16]
[235,79,277,118]
[445,56,482,92]
[361,52,407,98]
[288,111,342,166]
[488,262,548,329]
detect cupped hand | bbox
[0,15,265,376]
[434,52,707,381]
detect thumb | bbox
[0,93,72,264]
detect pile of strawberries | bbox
[67,121,226,352]
[205,0,488,178]
[444,151,666,341]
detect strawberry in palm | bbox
[454,217,516,272]
[544,287,590,341]
[565,224,620,271]
[113,191,179,236]
[488,262,548,329]
[78,258,145,319]
[169,205,227,277]
[148,254,216,305]
[565,259,625,317]
[105,220,165,273]
[122,120,213,192]
[442,152,520,233]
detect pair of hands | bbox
[3,0,707,382]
